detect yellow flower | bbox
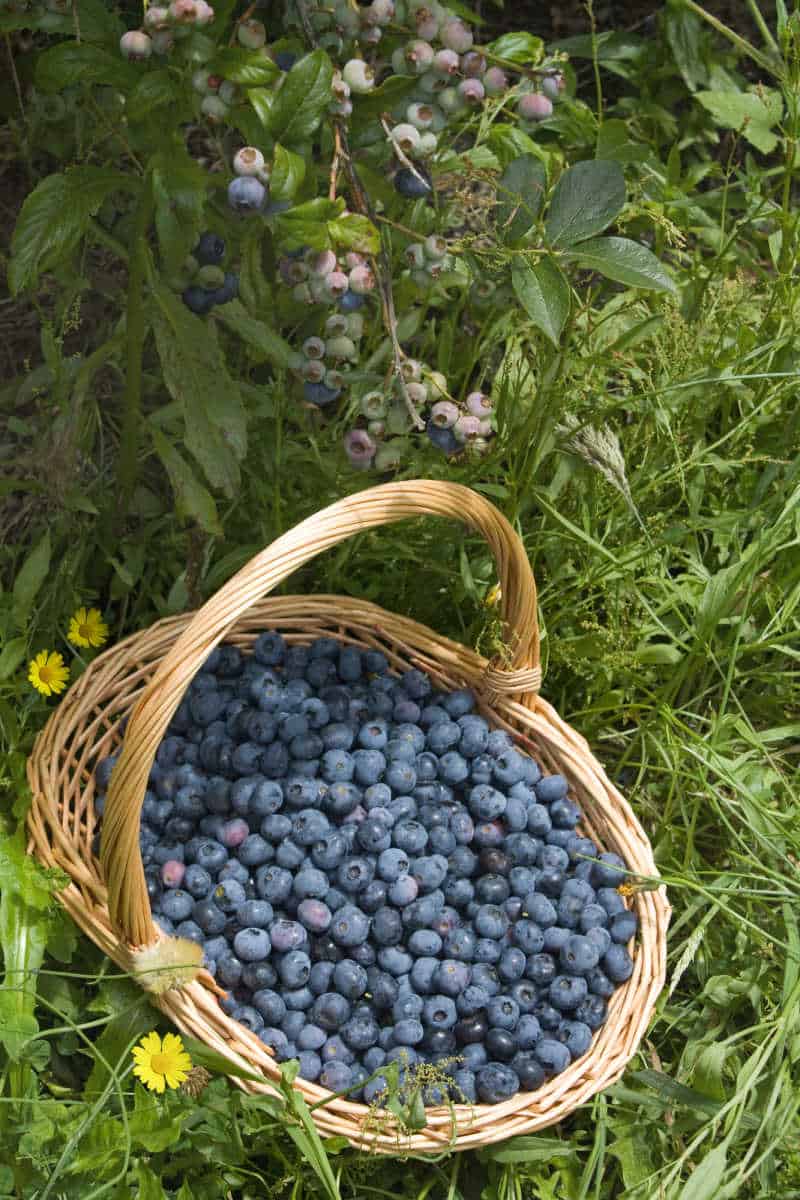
[132,1031,192,1094]
[68,606,109,648]
[28,650,70,697]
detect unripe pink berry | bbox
[220,818,249,849]
[483,66,508,96]
[363,26,382,44]
[120,30,152,60]
[309,250,337,277]
[233,146,265,177]
[406,381,428,405]
[303,336,326,359]
[342,58,375,93]
[433,48,459,76]
[160,860,186,888]
[440,18,473,53]
[477,418,492,436]
[459,78,485,106]
[542,72,566,101]
[323,271,349,300]
[466,390,491,416]
[169,0,200,22]
[431,400,459,428]
[518,92,553,121]
[461,51,486,77]
[344,429,376,468]
[194,1,214,25]
[367,0,394,25]
[344,251,366,268]
[454,413,481,442]
[332,72,351,102]
[237,18,266,48]
[349,265,375,294]
[413,6,439,40]
[404,39,435,74]
[144,5,170,30]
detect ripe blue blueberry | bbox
[534,1038,571,1076]
[228,176,266,214]
[609,910,638,944]
[603,944,634,982]
[557,1019,593,1059]
[475,1063,520,1103]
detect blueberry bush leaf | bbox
[214,299,296,369]
[544,160,626,248]
[151,285,247,497]
[9,167,130,294]
[34,41,138,92]
[496,155,547,242]
[267,49,334,144]
[511,256,570,346]
[151,430,221,535]
[151,148,208,276]
[271,144,307,202]
[563,236,677,293]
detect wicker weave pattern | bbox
[27,482,670,1153]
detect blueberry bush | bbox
[1,0,800,1196]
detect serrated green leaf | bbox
[488,31,544,64]
[496,154,547,241]
[545,160,626,247]
[328,212,379,254]
[267,49,333,144]
[12,530,50,624]
[485,124,543,169]
[206,46,280,86]
[9,167,129,294]
[695,89,783,153]
[665,0,707,92]
[271,143,306,202]
[512,256,570,346]
[151,147,208,275]
[564,235,677,293]
[215,299,295,369]
[126,69,183,122]
[151,430,222,535]
[35,41,138,93]
[277,197,343,250]
[151,283,247,498]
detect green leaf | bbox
[151,430,222,535]
[134,1163,167,1200]
[0,638,27,680]
[248,86,274,127]
[277,197,344,250]
[328,212,380,254]
[180,1035,271,1082]
[564,236,677,293]
[151,147,208,275]
[267,49,334,144]
[151,284,247,497]
[595,119,651,163]
[481,1135,576,1164]
[512,256,570,346]
[487,31,544,64]
[206,47,280,86]
[485,124,543,169]
[127,69,183,122]
[665,0,708,92]
[9,167,129,294]
[12,530,51,624]
[215,299,295,369]
[545,160,626,247]
[35,41,138,92]
[695,88,783,153]
[271,143,307,202]
[678,1146,728,1200]
[350,73,417,121]
[496,154,547,241]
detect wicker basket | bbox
[27,481,670,1153]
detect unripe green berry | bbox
[237,18,266,49]
[218,80,238,105]
[391,123,421,154]
[345,313,364,338]
[303,336,326,360]
[399,358,422,383]
[427,370,448,399]
[361,391,388,419]
[417,132,438,156]
[405,39,435,74]
[343,59,375,93]
[406,244,426,269]
[326,336,357,360]
[233,146,265,176]
[197,264,226,289]
[325,314,349,336]
[367,419,386,438]
[374,441,405,471]
[201,95,229,121]
[424,234,447,260]
[324,368,345,390]
[406,381,428,405]
[407,102,435,130]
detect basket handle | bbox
[102,480,540,945]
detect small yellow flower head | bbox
[484,583,502,609]
[68,606,109,648]
[132,1031,192,1093]
[28,650,70,697]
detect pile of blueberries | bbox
[95,632,636,1107]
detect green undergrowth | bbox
[2,1,800,1198]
